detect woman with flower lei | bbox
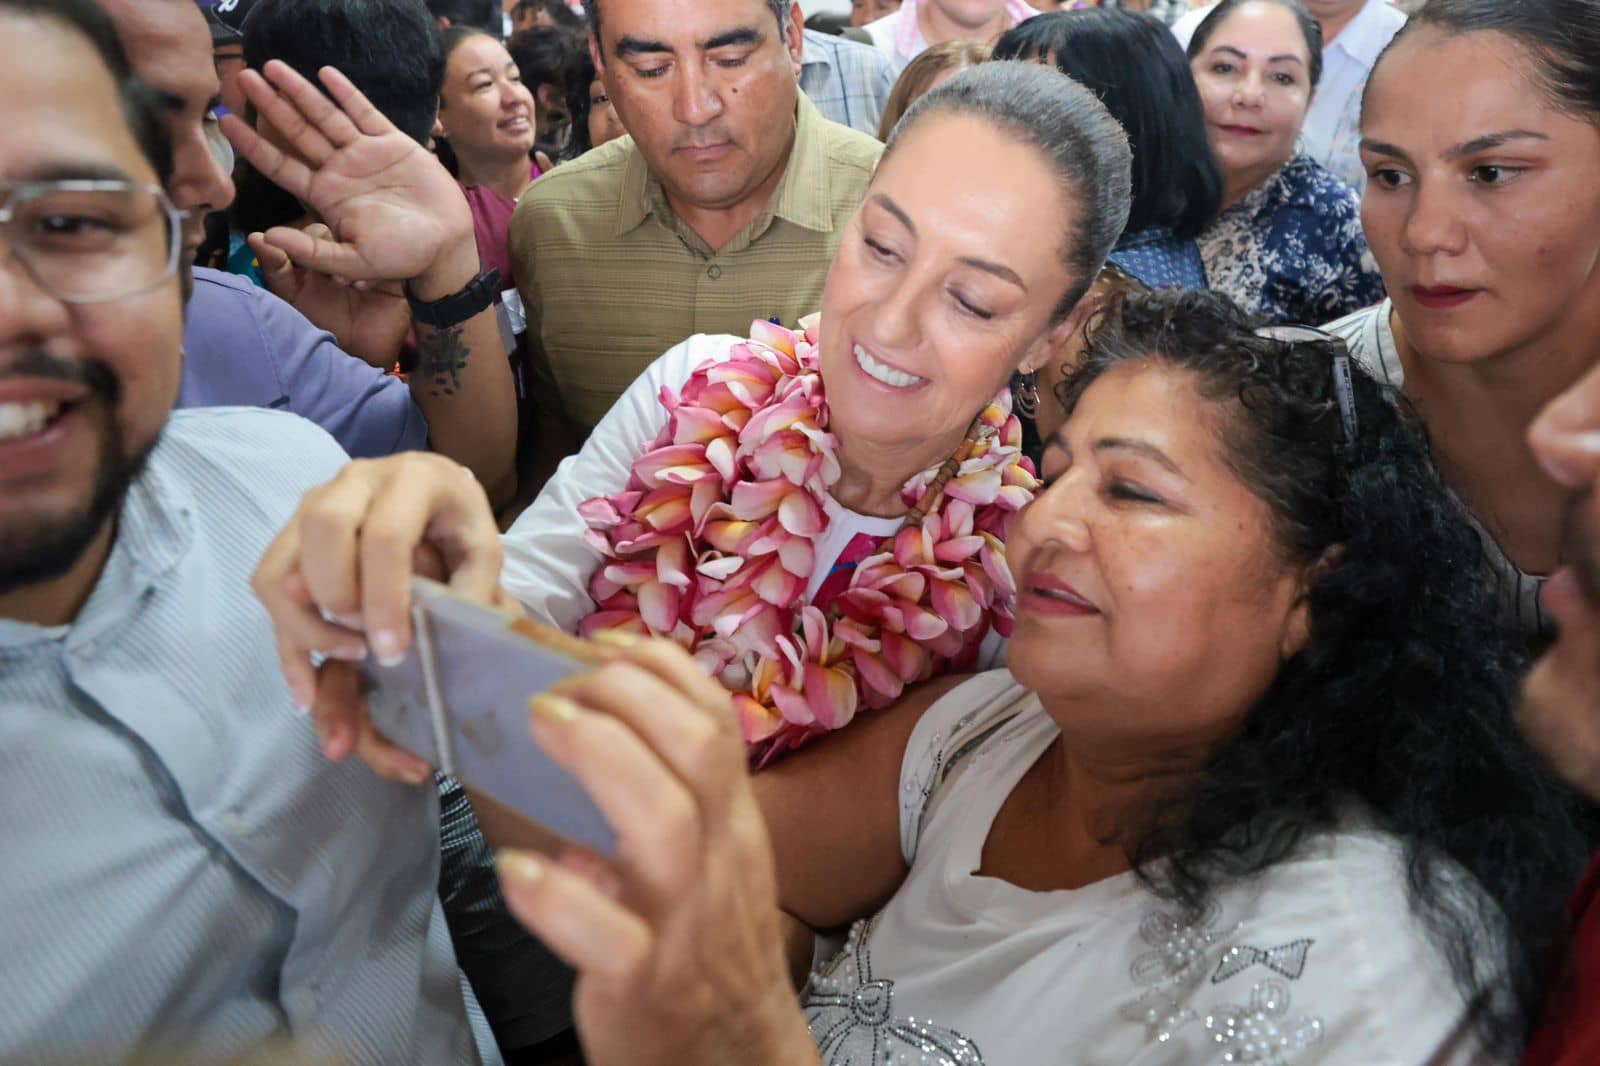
[575,316,1038,761]
[253,64,1133,757]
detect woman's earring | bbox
[1011,371,1041,420]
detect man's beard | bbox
[0,351,155,599]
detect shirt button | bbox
[706,264,723,280]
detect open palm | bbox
[222,61,474,286]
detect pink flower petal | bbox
[852,650,904,707]
[945,468,1003,506]
[729,478,790,521]
[734,694,784,744]
[748,318,799,359]
[770,683,816,727]
[750,556,803,606]
[933,535,985,564]
[632,444,711,488]
[696,553,745,581]
[777,489,826,537]
[929,578,982,632]
[881,630,929,681]
[656,536,691,589]
[637,581,681,633]
[804,664,859,731]
[778,535,815,578]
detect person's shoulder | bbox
[1326,299,1399,383]
[814,25,894,67]
[158,408,349,492]
[1234,818,1485,970]
[522,136,635,208]
[812,103,885,177]
[189,265,264,303]
[1170,4,1212,49]
[1273,155,1361,221]
[862,9,901,50]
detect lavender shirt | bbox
[179,267,429,458]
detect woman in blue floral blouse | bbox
[1186,0,1385,323]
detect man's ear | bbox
[786,1,807,73]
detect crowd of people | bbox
[6,0,1600,1063]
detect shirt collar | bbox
[614,92,836,242]
[896,0,1037,61]
[800,28,835,74]
[1328,0,1403,67]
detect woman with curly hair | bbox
[481,289,1587,1063]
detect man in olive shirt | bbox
[510,0,881,432]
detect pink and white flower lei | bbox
[576,317,1039,764]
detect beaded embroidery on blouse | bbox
[805,915,986,1066]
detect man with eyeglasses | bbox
[96,0,518,504]
[0,0,503,1061]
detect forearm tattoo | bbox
[416,322,472,398]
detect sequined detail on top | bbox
[1205,979,1325,1064]
[1212,940,1315,984]
[805,917,985,1066]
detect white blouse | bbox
[501,335,1002,673]
[801,671,1498,1065]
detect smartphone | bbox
[364,578,616,858]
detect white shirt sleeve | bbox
[500,334,741,631]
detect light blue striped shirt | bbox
[800,28,896,137]
[0,408,498,1065]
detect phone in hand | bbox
[364,578,616,858]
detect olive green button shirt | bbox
[509,92,882,428]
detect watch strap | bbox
[405,267,502,330]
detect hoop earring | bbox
[1011,371,1041,420]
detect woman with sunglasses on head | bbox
[1326,0,1600,643]
[1186,0,1385,324]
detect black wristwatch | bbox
[405,267,502,330]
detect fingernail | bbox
[592,629,640,649]
[403,761,434,786]
[326,643,368,663]
[530,694,581,724]
[372,630,405,668]
[496,849,545,887]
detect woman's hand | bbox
[252,453,514,779]
[495,638,822,1066]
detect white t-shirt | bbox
[801,670,1497,1065]
[501,335,1003,669]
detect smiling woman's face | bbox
[817,111,1080,482]
[1190,2,1314,201]
[1005,361,1310,746]
[437,34,537,164]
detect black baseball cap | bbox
[203,0,261,41]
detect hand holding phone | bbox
[364,579,617,857]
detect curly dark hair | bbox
[1057,289,1589,1054]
